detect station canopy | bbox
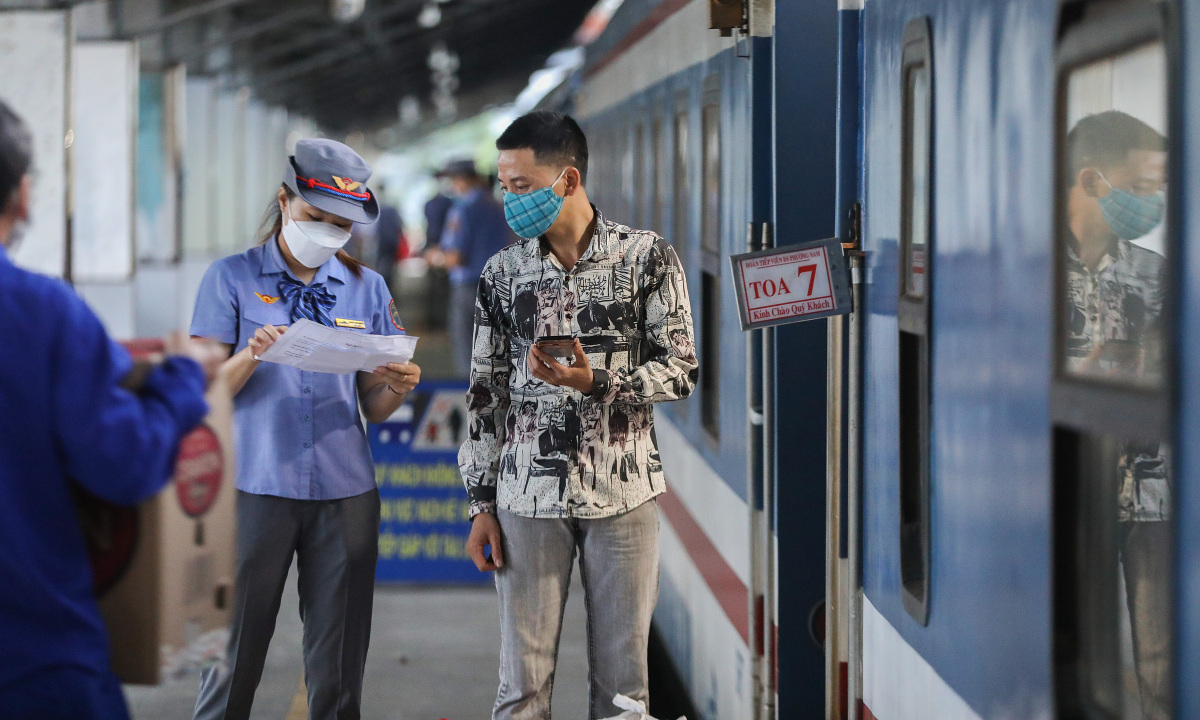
[142,0,597,132]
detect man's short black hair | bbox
[1066,110,1165,186]
[0,100,31,208]
[496,111,589,185]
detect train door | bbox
[1051,2,1182,719]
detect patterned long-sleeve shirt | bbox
[1063,237,1170,522]
[458,208,698,519]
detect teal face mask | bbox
[503,168,568,239]
[1096,171,1166,240]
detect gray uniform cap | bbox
[283,138,379,224]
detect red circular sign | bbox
[175,425,224,518]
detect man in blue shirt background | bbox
[438,159,515,375]
[0,99,218,719]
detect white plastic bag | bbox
[597,693,686,720]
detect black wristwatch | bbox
[588,368,611,399]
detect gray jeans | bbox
[193,490,380,720]
[1122,521,1172,720]
[450,281,477,378]
[494,501,660,720]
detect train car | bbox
[569,1,838,718]
[839,0,1200,719]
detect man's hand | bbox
[373,361,421,396]
[465,512,504,572]
[247,324,287,359]
[528,338,594,394]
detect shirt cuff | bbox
[469,501,497,519]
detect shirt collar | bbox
[524,205,611,264]
[260,235,348,285]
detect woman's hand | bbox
[373,361,421,396]
[247,325,287,359]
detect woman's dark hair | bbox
[259,184,365,278]
[0,100,32,208]
[496,111,589,184]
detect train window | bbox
[701,270,720,438]
[634,122,645,228]
[701,104,721,255]
[623,122,635,225]
[673,104,689,268]
[652,117,665,236]
[700,94,721,439]
[1053,5,1174,720]
[898,16,933,626]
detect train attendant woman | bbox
[189,139,420,720]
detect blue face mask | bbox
[1096,171,1165,240]
[503,168,568,240]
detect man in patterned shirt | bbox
[458,111,697,719]
[1063,110,1169,719]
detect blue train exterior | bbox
[572,1,836,718]
[855,0,1199,718]
[568,0,1200,719]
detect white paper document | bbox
[257,318,419,374]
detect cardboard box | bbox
[75,345,237,684]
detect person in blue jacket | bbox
[0,100,217,719]
[438,159,516,375]
[190,139,421,720]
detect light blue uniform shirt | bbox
[190,237,404,500]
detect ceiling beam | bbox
[249,0,494,87]
[232,0,424,72]
[170,4,322,61]
[125,0,258,37]
[268,3,541,108]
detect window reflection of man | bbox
[1063,109,1170,720]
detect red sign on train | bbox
[729,237,852,330]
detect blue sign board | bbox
[370,379,487,583]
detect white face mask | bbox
[280,204,352,269]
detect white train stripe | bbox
[862,595,984,720]
[658,509,754,719]
[578,0,737,119]
[657,416,752,586]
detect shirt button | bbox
[304,441,312,448]
[303,387,312,394]
[305,415,312,421]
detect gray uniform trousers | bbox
[194,489,380,720]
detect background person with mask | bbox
[0,99,219,720]
[190,139,421,720]
[437,158,515,376]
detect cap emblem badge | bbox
[332,176,362,192]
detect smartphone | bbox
[535,335,577,358]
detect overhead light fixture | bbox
[399,95,421,128]
[330,0,366,24]
[417,3,441,28]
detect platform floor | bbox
[124,561,591,720]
